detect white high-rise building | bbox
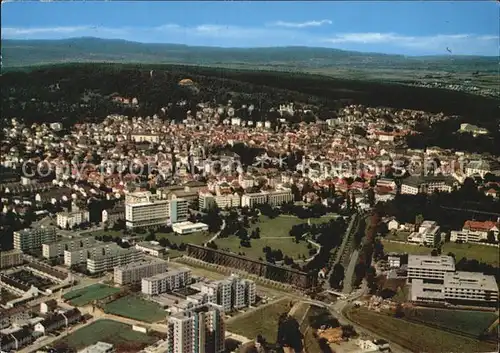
[86,247,143,274]
[13,226,57,253]
[165,303,225,353]
[141,268,192,295]
[125,191,188,229]
[114,260,168,285]
[200,275,256,312]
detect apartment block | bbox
[56,209,90,229]
[401,176,453,195]
[165,303,225,353]
[114,260,168,285]
[407,255,455,283]
[87,247,143,274]
[141,268,192,295]
[43,237,96,259]
[0,249,23,269]
[13,226,57,253]
[450,220,499,243]
[64,243,114,267]
[241,189,293,208]
[199,192,241,210]
[267,189,294,207]
[200,275,256,312]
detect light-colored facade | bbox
[43,237,96,259]
[172,221,209,235]
[135,241,166,257]
[64,243,113,267]
[125,191,169,229]
[407,255,455,283]
[165,303,225,353]
[0,249,23,269]
[411,272,499,305]
[13,226,57,252]
[241,192,268,208]
[113,260,168,285]
[125,191,188,228]
[407,220,440,246]
[241,190,293,208]
[141,268,192,295]
[450,220,499,243]
[77,342,115,353]
[200,275,256,312]
[267,189,294,207]
[199,192,241,210]
[86,247,143,274]
[401,176,453,195]
[56,210,90,229]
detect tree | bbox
[431,248,438,256]
[329,263,345,289]
[415,214,424,229]
[367,188,375,207]
[486,231,496,243]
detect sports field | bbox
[53,319,155,351]
[103,295,166,323]
[404,307,498,338]
[63,284,121,306]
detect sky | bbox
[1,1,499,56]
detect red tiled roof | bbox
[463,220,498,231]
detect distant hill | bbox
[1,37,497,73]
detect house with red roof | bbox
[450,220,499,243]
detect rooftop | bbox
[408,255,455,271]
[115,259,167,271]
[444,271,499,292]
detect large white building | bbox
[407,255,455,283]
[86,247,143,274]
[401,176,453,195]
[141,268,192,295]
[172,221,209,235]
[13,226,57,253]
[135,241,166,257]
[199,192,241,210]
[407,220,440,246]
[200,275,256,312]
[114,260,168,285]
[56,209,90,229]
[165,303,225,353]
[411,271,498,305]
[241,189,293,208]
[77,342,115,353]
[43,237,96,259]
[125,191,188,229]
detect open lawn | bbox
[215,236,311,261]
[104,295,166,323]
[347,307,497,353]
[381,240,499,266]
[156,231,212,245]
[53,319,155,352]
[251,214,338,238]
[226,299,293,344]
[403,308,498,338]
[63,284,121,306]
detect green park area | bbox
[403,307,498,338]
[226,299,293,344]
[103,295,166,323]
[53,319,156,351]
[63,284,121,306]
[381,240,500,266]
[347,307,497,353]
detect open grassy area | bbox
[226,299,293,344]
[63,284,121,307]
[250,214,338,238]
[103,295,166,323]
[215,236,311,261]
[381,240,500,266]
[347,307,497,353]
[53,319,155,352]
[403,308,498,338]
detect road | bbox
[207,219,226,244]
[342,249,359,294]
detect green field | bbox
[104,295,166,323]
[404,308,498,338]
[156,231,212,245]
[347,307,497,353]
[226,299,293,344]
[63,284,121,306]
[381,240,500,266]
[248,214,338,238]
[53,319,155,351]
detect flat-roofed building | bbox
[78,342,115,353]
[135,241,166,257]
[241,192,268,208]
[401,176,454,195]
[125,191,169,229]
[64,243,114,267]
[267,189,293,206]
[141,268,192,295]
[43,237,96,259]
[87,247,143,274]
[407,220,440,246]
[407,255,455,283]
[114,260,168,285]
[56,209,90,229]
[13,226,57,253]
[172,221,209,235]
[0,249,23,269]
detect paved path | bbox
[207,219,226,244]
[342,249,360,294]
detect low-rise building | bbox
[34,308,81,335]
[407,220,440,246]
[78,342,115,353]
[401,176,454,195]
[114,260,168,285]
[0,306,30,329]
[450,220,499,243]
[0,249,23,269]
[56,209,90,229]
[135,241,166,257]
[407,255,455,283]
[172,221,209,235]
